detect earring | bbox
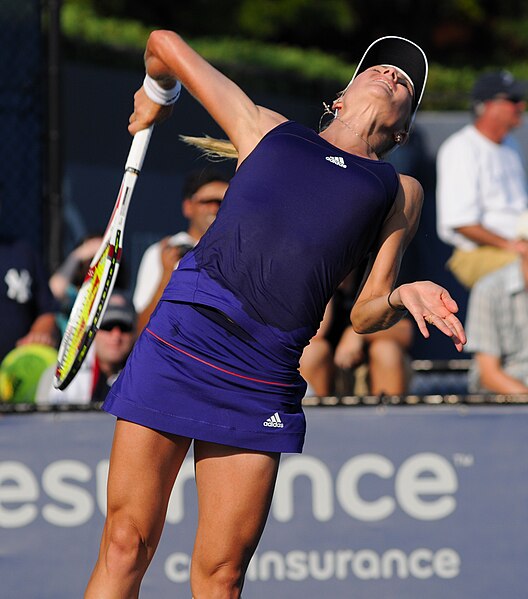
[394,133,403,144]
[319,102,335,132]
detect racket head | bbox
[53,230,122,390]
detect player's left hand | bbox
[395,281,467,352]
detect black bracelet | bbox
[387,290,407,312]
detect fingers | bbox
[128,117,143,135]
[421,312,467,352]
[402,282,467,351]
[414,313,430,341]
[128,111,169,134]
[128,88,174,135]
[128,114,152,135]
[440,289,459,313]
[128,87,150,134]
[446,314,466,347]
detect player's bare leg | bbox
[84,419,192,599]
[190,441,280,598]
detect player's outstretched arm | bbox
[351,174,466,352]
[128,30,285,162]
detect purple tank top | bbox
[162,121,399,365]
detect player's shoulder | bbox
[398,173,424,205]
[236,108,288,162]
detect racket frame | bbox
[54,126,153,390]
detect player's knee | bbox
[104,514,150,576]
[191,559,244,599]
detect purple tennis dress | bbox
[104,121,399,452]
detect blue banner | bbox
[1,406,527,598]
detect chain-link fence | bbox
[0,0,47,254]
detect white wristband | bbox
[143,74,181,106]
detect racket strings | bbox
[56,242,117,383]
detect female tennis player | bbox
[85,32,466,598]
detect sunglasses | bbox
[193,198,223,206]
[99,321,134,333]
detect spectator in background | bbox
[36,292,137,403]
[436,71,528,288]
[133,168,229,331]
[300,275,414,396]
[49,235,103,300]
[464,217,528,394]
[0,234,58,362]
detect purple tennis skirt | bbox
[103,301,307,453]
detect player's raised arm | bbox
[128,30,286,162]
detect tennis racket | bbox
[53,126,153,390]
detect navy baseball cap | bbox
[100,293,136,330]
[349,36,428,117]
[472,71,527,103]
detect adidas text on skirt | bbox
[103,301,307,453]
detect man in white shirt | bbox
[436,70,528,288]
[133,168,229,331]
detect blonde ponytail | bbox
[179,135,238,161]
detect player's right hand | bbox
[128,86,173,135]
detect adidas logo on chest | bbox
[325,155,347,168]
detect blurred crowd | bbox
[3,69,528,403]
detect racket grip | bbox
[126,125,154,172]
